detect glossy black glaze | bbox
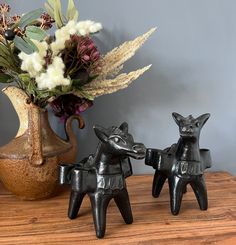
[60,122,146,238]
[145,113,212,215]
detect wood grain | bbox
[0,172,236,245]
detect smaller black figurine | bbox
[145,113,212,215]
[60,122,146,238]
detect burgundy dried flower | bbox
[50,94,93,122]
[75,35,100,64]
[62,35,101,83]
[40,12,54,30]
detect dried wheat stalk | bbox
[80,65,151,98]
[97,27,156,80]
[77,28,156,99]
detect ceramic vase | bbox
[0,86,84,200]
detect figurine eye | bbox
[113,137,120,143]
[195,122,200,127]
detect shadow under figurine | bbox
[145,113,212,215]
[60,122,146,238]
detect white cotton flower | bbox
[52,20,78,56]
[89,22,102,33]
[65,20,77,35]
[51,40,67,56]
[76,20,102,36]
[51,20,102,55]
[31,40,48,58]
[19,52,45,78]
[35,57,70,90]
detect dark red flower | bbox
[50,94,93,122]
[62,35,101,82]
[40,12,54,30]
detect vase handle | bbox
[65,115,85,152]
[28,105,44,166]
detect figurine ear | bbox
[93,125,109,143]
[196,113,210,128]
[172,112,184,125]
[119,122,128,133]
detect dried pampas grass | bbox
[77,27,156,99]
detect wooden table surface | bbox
[0,171,236,245]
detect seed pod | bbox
[4,29,15,41]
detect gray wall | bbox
[1,0,236,174]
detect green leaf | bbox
[0,44,16,67]
[26,26,47,41]
[19,73,31,84]
[47,0,55,7]
[19,8,44,28]
[66,0,79,21]
[0,73,12,83]
[87,75,99,84]
[54,0,64,28]
[0,56,11,69]
[76,88,95,100]
[0,43,10,57]
[44,3,54,18]
[13,36,38,54]
[72,78,81,88]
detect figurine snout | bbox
[131,143,146,159]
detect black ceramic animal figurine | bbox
[145,113,212,215]
[60,122,146,238]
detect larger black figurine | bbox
[60,122,146,238]
[145,113,212,215]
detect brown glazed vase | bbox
[0,86,84,200]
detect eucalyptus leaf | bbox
[0,73,12,83]
[19,8,44,28]
[66,0,79,21]
[14,36,38,54]
[26,26,47,41]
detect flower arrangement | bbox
[0,0,155,121]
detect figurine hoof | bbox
[124,217,133,224]
[68,212,77,219]
[96,230,105,239]
[171,209,180,216]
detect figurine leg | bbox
[183,185,187,194]
[190,176,208,210]
[114,189,133,224]
[168,176,186,215]
[152,171,167,198]
[68,191,85,219]
[89,193,112,239]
